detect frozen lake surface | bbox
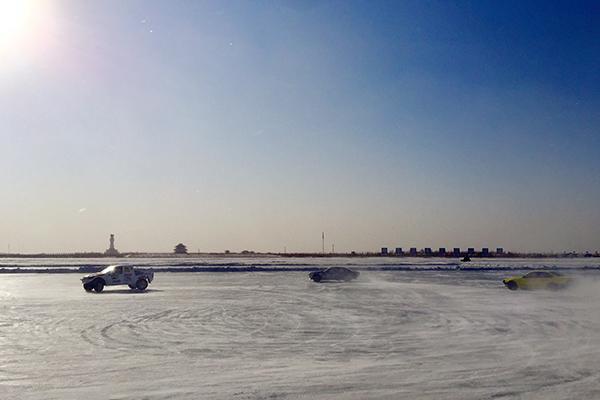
[1,270,600,399]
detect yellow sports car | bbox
[502,271,572,290]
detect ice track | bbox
[1,271,599,399]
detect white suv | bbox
[81,265,154,292]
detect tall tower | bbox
[104,233,120,257]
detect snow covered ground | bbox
[1,269,599,399]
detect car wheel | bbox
[506,281,518,291]
[312,274,322,283]
[94,280,105,293]
[128,284,135,290]
[136,279,148,291]
[83,283,93,292]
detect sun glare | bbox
[0,0,32,50]
[0,0,55,65]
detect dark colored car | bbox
[309,267,360,282]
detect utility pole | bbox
[332,244,335,253]
[322,232,325,254]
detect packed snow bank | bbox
[0,257,599,273]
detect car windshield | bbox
[100,265,116,274]
[525,271,553,278]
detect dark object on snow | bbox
[309,267,359,282]
[461,256,471,262]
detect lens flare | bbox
[0,0,32,53]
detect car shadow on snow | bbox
[90,289,163,295]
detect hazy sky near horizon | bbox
[1,0,599,253]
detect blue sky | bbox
[0,0,598,253]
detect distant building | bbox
[395,247,403,256]
[467,248,475,255]
[496,248,504,255]
[409,247,417,256]
[482,248,489,257]
[438,247,446,256]
[453,248,461,257]
[104,234,120,257]
[424,248,432,256]
[174,243,188,254]
[381,247,388,255]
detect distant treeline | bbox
[278,252,600,258]
[2,264,600,274]
[0,251,598,259]
[0,252,106,258]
